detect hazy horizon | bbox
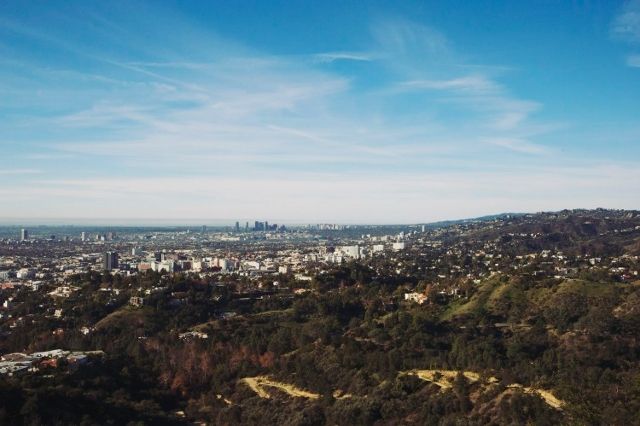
[0,208,633,228]
[0,215,470,227]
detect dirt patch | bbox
[241,376,320,400]
[402,369,563,410]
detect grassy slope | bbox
[441,276,504,321]
[441,277,617,322]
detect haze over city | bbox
[1,0,639,223]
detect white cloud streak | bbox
[400,75,500,94]
[313,52,373,63]
[485,138,548,155]
[0,169,42,175]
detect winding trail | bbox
[402,369,564,410]
[241,376,320,400]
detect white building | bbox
[16,269,36,279]
[242,260,260,270]
[404,292,427,304]
[392,242,406,251]
[341,245,361,259]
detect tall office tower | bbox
[235,221,240,232]
[265,221,269,231]
[81,232,86,242]
[20,229,28,241]
[103,251,119,271]
[421,225,426,233]
[201,225,207,234]
[245,221,249,231]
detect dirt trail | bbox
[506,384,564,409]
[403,369,498,389]
[403,369,563,410]
[241,376,319,400]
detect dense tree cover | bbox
[0,357,186,425]
[4,267,640,424]
[2,211,640,424]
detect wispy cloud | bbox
[397,75,540,133]
[612,1,640,68]
[612,0,640,43]
[400,75,500,94]
[369,18,549,150]
[0,7,632,222]
[126,61,211,69]
[24,153,75,160]
[2,12,547,168]
[0,169,42,175]
[485,138,548,155]
[313,52,373,63]
[627,54,640,67]
[371,19,451,60]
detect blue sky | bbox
[1,0,639,224]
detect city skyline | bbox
[1,1,639,223]
[0,208,627,227]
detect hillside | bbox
[1,210,640,425]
